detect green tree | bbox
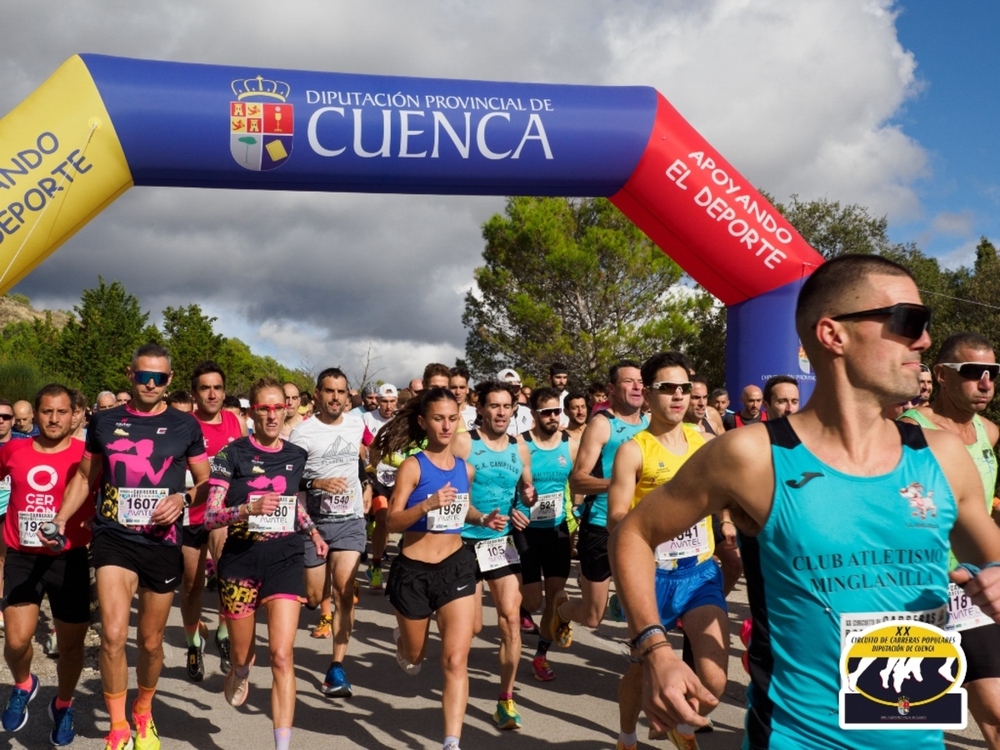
[58,278,151,398]
[162,304,225,384]
[771,194,894,259]
[463,197,702,384]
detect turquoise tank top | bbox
[742,419,954,750]
[462,430,521,541]
[584,411,648,528]
[515,432,572,529]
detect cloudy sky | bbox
[0,1,994,386]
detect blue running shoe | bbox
[608,593,626,622]
[321,664,353,697]
[2,673,38,732]
[48,697,75,746]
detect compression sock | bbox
[184,625,202,648]
[133,684,156,716]
[274,727,291,750]
[618,731,638,747]
[217,620,229,641]
[104,690,128,730]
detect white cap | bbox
[238,398,250,409]
[378,383,398,399]
[496,368,521,385]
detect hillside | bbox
[0,294,71,329]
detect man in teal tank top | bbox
[610,255,1000,750]
[549,361,647,649]
[899,331,1000,748]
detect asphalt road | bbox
[0,558,988,749]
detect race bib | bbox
[247,494,297,533]
[18,510,53,548]
[475,535,520,572]
[654,518,710,565]
[946,581,992,632]
[117,488,169,527]
[531,491,562,522]
[320,489,355,517]
[376,464,397,487]
[182,507,191,526]
[425,493,469,531]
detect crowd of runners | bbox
[2,255,1000,750]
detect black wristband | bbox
[630,623,667,650]
[300,478,315,492]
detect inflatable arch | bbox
[0,55,823,396]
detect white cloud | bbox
[1,0,933,376]
[931,210,975,236]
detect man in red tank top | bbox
[181,361,246,682]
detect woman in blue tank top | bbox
[378,388,505,750]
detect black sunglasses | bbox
[830,303,931,342]
[132,370,170,387]
[649,381,693,394]
[534,407,562,417]
[940,362,1000,382]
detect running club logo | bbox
[230,75,294,171]
[900,482,938,520]
[839,620,967,729]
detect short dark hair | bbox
[474,380,515,408]
[315,368,348,390]
[640,352,692,388]
[763,375,798,405]
[709,387,728,400]
[423,363,451,384]
[166,390,193,407]
[549,362,568,377]
[34,383,73,412]
[131,343,171,369]
[691,373,708,387]
[530,387,561,411]
[935,332,994,365]
[564,390,586,407]
[795,254,914,346]
[69,389,88,410]
[223,395,242,409]
[190,360,226,392]
[449,366,470,381]
[608,360,641,386]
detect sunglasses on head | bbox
[830,303,931,342]
[131,370,170,387]
[534,407,562,417]
[650,381,693,395]
[940,362,1000,382]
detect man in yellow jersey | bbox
[608,352,729,750]
[899,331,1000,748]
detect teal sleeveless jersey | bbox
[584,411,648,528]
[462,430,521,541]
[742,419,954,750]
[515,432,572,529]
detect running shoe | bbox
[520,613,539,635]
[48,697,75,746]
[132,711,161,750]
[547,590,572,648]
[393,627,421,676]
[366,565,383,591]
[45,629,59,658]
[493,698,522,730]
[311,614,333,639]
[531,655,555,682]
[321,664,353,698]
[224,659,253,707]
[443,742,461,750]
[607,593,626,622]
[1,673,38,732]
[216,632,232,673]
[186,640,205,682]
[103,728,135,750]
[695,719,714,734]
[667,728,700,750]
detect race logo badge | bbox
[797,342,812,375]
[900,482,937,520]
[840,620,966,729]
[230,75,293,171]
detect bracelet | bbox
[958,561,1000,577]
[721,520,735,527]
[305,479,315,492]
[242,502,252,518]
[638,640,671,662]
[630,623,667,650]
